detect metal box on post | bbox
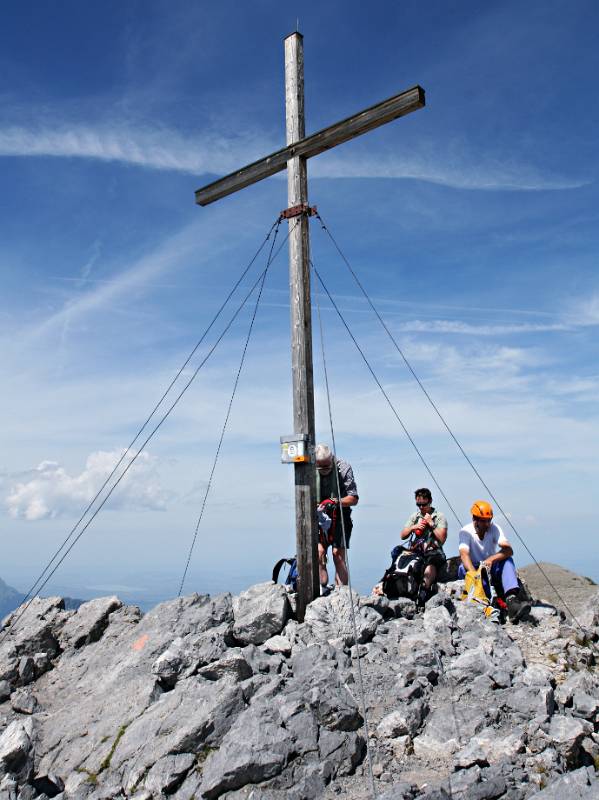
[280,434,311,464]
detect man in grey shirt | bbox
[315,443,359,591]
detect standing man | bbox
[400,487,448,606]
[458,500,531,622]
[315,444,359,592]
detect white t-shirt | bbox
[458,522,510,567]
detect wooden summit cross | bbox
[195,32,425,620]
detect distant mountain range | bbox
[0,575,83,619]
[0,575,25,619]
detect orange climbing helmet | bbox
[470,500,493,519]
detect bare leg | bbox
[318,543,329,587]
[423,564,437,590]
[332,547,349,586]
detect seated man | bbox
[399,487,447,606]
[458,500,531,622]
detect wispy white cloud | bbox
[0,121,586,192]
[0,123,276,176]
[5,449,170,521]
[311,149,587,191]
[394,319,570,336]
[12,216,222,353]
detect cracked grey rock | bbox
[572,691,598,720]
[545,714,592,767]
[0,579,596,800]
[533,766,597,798]
[261,635,291,656]
[232,583,290,646]
[143,753,195,794]
[377,699,427,738]
[198,705,299,798]
[9,689,38,715]
[0,720,32,779]
[454,728,525,768]
[60,597,122,650]
[198,648,252,681]
[301,587,381,646]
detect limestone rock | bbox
[143,753,195,794]
[198,648,252,681]
[302,587,381,646]
[232,583,290,646]
[262,635,291,656]
[9,689,38,715]
[376,700,427,739]
[534,766,597,798]
[60,597,122,650]
[0,720,32,778]
[546,714,592,767]
[0,571,596,800]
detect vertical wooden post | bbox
[284,32,319,620]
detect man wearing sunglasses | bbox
[458,500,531,622]
[400,487,447,606]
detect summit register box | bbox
[280,434,311,464]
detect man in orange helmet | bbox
[458,501,531,622]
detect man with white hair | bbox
[315,443,359,591]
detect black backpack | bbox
[381,548,424,600]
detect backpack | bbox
[381,547,424,600]
[272,557,298,592]
[318,498,338,546]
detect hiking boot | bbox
[416,587,429,609]
[506,595,531,623]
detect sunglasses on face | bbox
[416,501,430,507]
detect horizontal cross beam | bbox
[195,84,425,206]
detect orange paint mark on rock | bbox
[132,633,149,651]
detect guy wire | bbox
[8,217,283,621]
[2,223,292,642]
[178,219,284,595]
[315,213,595,642]
[313,264,378,799]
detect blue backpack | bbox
[272,557,298,592]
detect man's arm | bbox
[481,525,513,567]
[482,544,513,567]
[428,512,447,545]
[458,528,475,571]
[336,460,359,507]
[459,546,475,572]
[432,525,448,545]
[401,513,425,540]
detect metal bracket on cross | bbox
[280,204,318,220]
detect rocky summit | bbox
[0,577,598,800]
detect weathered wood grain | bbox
[195,84,425,206]
[285,32,319,620]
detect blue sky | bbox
[1,0,598,602]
